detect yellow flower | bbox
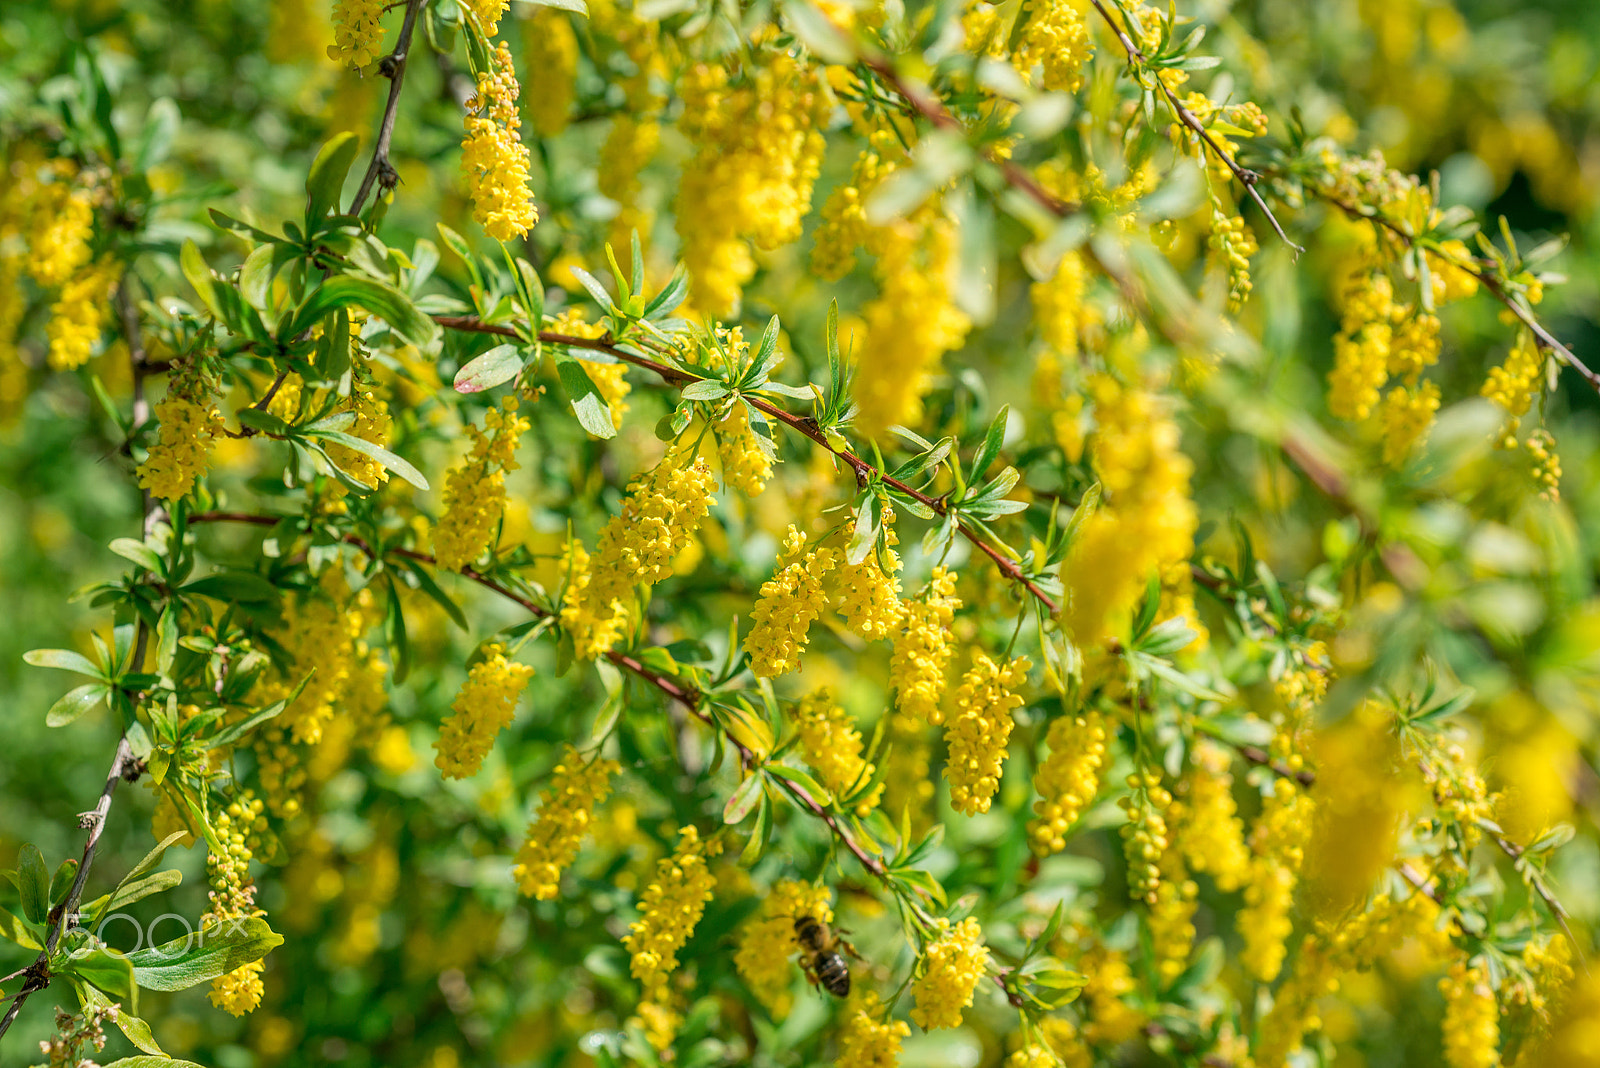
[836,512,903,641]
[716,402,775,497]
[1147,855,1198,985]
[1208,206,1258,311]
[433,398,530,571]
[1379,380,1441,466]
[1079,946,1145,1045]
[202,800,268,1016]
[1062,375,1196,644]
[1015,0,1094,92]
[1119,770,1172,905]
[794,689,883,816]
[1526,428,1561,500]
[1029,710,1107,856]
[945,654,1029,816]
[466,0,509,36]
[522,10,577,136]
[745,526,839,678]
[512,745,621,899]
[26,177,94,288]
[209,959,266,1016]
[624,826,722,1014]
[890,568,962,724]
[137,394,222,503]
[461,42,538,242]
[558,537,630,661]
[1388,312,1442,381]
[1441,962,1502,1068]
[432,643,534,779]
[1171,741,1250,891]
[1327,268,1396,422]
[1032,250,1087,360]
[328,0,385,69]
[1007,1017,1092,1068]
[836,992,911,1068]
[733,880,833,1017]
[1427,241,1481,305]
[675,54,829,315]
[323,370,393,487]
[1483,330,1542,421]
[1238,780,1314,982]
[910,917,991,1030]
[46,256,120,370]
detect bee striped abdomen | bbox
[815,952,850,997]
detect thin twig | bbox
[348,0,427,216]
[435,316,1061,613]
[1085,0,1302,256]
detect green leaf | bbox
[18,844,49,924]
[236,408,292,437]
[569,266,615,310]
[64,945,136,1004]
[293,275,439,349]
[723,774,764,825]
[104,1059,207,1068]
[81,986,166,1057]
[680,379,730,402]
[84,870,183,923]
[49,858,79,908]
[24,648,104,679]
[47,683,108,727]
[180,571,282,604]
[970,405,1010,481]
[179,240,218,317]
[740,793,771,866]
[109,538,163,574]
[0,905,42,950]
[306,428,430,490]
[306,131,361,222]
[395,557,469,630]
[553,353,618,439]
[764,763,833,806]
[205,678,308,750]
[129,915,284,992]
[454,343,525,393]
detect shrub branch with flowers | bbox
[2,0,1599,1065]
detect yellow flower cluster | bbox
[1079,945,1145,1044]
[1032,251,1088,360]
[716,402,774,497]
[1120,770,1172,905]
[1171,742,1249,891]
[563,448,717,659]
[512,745,621,899]
[1380,380,1441,466]
[794,689,883,816]
[45,255,119,371]
[1427,241,1482,305]
[1527,428,1561,500]
[433,398,529,571]
[1029,710,1107,856]
[945,654,1029,816]
[624,826,722,1047]
[1147,852,1198,985]
[1238,779,1314,982]
[675,52,828,314]
[733,880,833,1017]
[466,0,509,36]
[745,526,839,678]
[203,800,267,1016]
[522,10,577,136]
[255,579,385,754]
[328,0,385,69]
[1209,205,1258,312]
[26,174,94,288]
[1441,961,1501,1068]
[1062,374,1196,644]
[461,43,538,242]
[323,370,393,488]
[837,992,911,1068]
[1327,267,1396,422]
[890,568,962,724]
[433,644,534,778]
[1482,330,1542,421]
[137,393,223,503]
[837,520,903,641]
[910,917,991,1030]
[1015,0,1094,92]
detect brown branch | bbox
[436,316,1061,613]
[1085,0,1303,256]
[348,0,426,216]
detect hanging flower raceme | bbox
[328,0,385,68]
[745,526,839,678]
[1441,961,1502,1068]
[623,826,722,1048]
[1120,770,1173,905]
[521,9,577,136]
[836,992,911,1068]
[733,880,833,1017]
[793,688,883,816]
[25,170,94,288]
[136,365,224,504]
[890,568,962,724]
[1029,709,1107,856]
[836,512,903,641]
[461,42,538,242]
[910,917,991,1030]
[466,0,509,36]
[558,537,629,661]
[1238,778,1315,983]
[1032,250,1089,361]
[1171,741,1250,891]
[1014,0,1094,93]
[202,798,269,1016]
[45,255,120,371]
[944,653,1030,816]
[1061,373,1196,644]
[432,643,534,779]
[512,745,621,899]
[1482,329,1543,424]
[432,397,530,572]
[674,51,829,315]
[715,401,775,497]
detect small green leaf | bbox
[970,404,1010,481]
[179,240,218,316]
[307,428,430,490]
[49,858,79,908]
[723,774,764,825]
[64,945,136,1004]
[47,683,108,728]
[306,131,361,222]
[454,343,525,393]
[129,915,284,992]
[24,648,104,679]
[680,379,730,402]
[0,905,42,950]
[109,538,163,574]
[18,844,49,924]
[553,353,618,439]
[103,1059,208,1068]
[180,571,282,604]
[764,763,833,806]
[293,275,439,349]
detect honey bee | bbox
[795,913,855,998]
